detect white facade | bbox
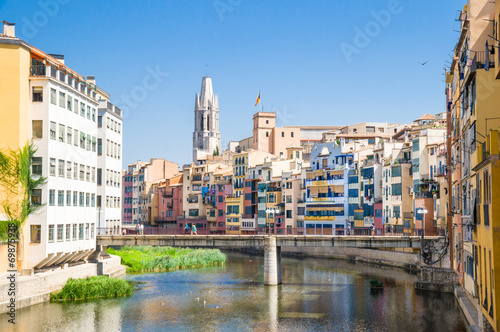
[28,66,100,269]
[96,100,123,234]
[193,76,221,163]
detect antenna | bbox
[205,65,208,76]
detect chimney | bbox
[2,20,15,37]
[86,75,95,85]
[49,54,65,65]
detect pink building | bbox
[157,174,183,229]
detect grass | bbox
[50,276,133,301]
[107,246,227,273]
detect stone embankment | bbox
[0,254,125,314]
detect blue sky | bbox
[4,0,460,167]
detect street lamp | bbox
[417,208,428,239]
[266,208,276,237]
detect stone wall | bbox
[0,254,125,314]
[281,246,421,270]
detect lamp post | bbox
[417,208,428,239]
[266,208,276,237]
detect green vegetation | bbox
[108,246,227,273]
[369,278,384,289]
[50,276,133,301]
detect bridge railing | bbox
[98,226,447,237]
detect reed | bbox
[107,246,227,273]
[50,276,133,301]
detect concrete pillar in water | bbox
[264,237,282,285]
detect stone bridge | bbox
[97,235,445,285]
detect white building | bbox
[96,98,123,234]
[0,25,121,270]
[28,55,100,269]
[192,76,221,164]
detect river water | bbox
[2,252,466,331]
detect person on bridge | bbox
[192,224,198,236]
[184,223,190,235]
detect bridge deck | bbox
[97,235,444,249]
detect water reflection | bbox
[1,252,466,332]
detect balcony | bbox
[162,190,173,197]
[30,65,47,77]
[192,175,202,182]
[306,196,345,203]
[475,51,496,69]
[403,212,413,219]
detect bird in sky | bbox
[418,61,429,65]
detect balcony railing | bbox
[30,65,47,77]
[162,190,173,197]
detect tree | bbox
[213,146,220,156]
[0,142,46,269]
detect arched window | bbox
[200,115,204,130]
[207,115,210,130]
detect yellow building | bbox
[473,130,500,331]
[225,195,242,234]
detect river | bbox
[1,252,466,331]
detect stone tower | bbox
[192,76,221,163]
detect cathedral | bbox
[192,76,221,164]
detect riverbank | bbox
[0,254,125,314]
[108,246,227,273]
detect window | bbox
[79,223,84,240]
[30,225,41,243]
[98,116,102,127]
[65,162,71,179]
[48,225,54,242]
[87,106,91,119]
[32,120,43,139]
[73,162,78,179]
[79,192,84,206]
[189,209,199,217]
[92,108,96,122]
[66,224,71,240]
[58,124,65,142]
[286,210,292,218]
[57,190,64,206]
[91,194,95,207]
[80,102,85,117]
[291,132,294,138]
[92,167,96,182]
[58,159,64,177]
[281,132,284,137]
[79,164,84,181]
[91,223,95,239]
[59,92,65,108]
[86,166,90,182]
[66,190,71,206]
[80,131,85,149]
[50,121,56,140]
[86,193,90,207]
[50,88,56,104]
[97,138,102,155]
[66,126,72,144]
[97,168,102,185]
[57,224,64,241]
[49,158,55,176]
[97,195,101,208]
[73,129,78,146]
[32,157,42,176]
[73,224,77,240]
[72,191,77,206]
[266,132,269,137]
[67,95,72,111]
[86,134,91,150]
[31,189,42,205]
[30,86,43,102]
[92,137,96,152]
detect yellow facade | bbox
[473,130,500,331]
[0,41,30,151]
[225,195,242,234]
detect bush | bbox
[369,278,384,288]
[50,276,133,301]
[108,246,227,273]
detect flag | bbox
[255,91,260,106]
